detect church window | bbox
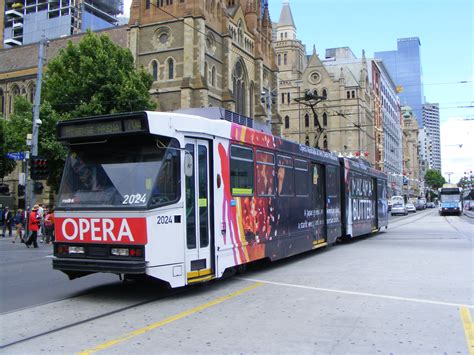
[347,91,350,99]
[278,54,281,66]
[305,135,310,146]
[304,113,309,128]
[314,113,318,127]
[152,61,158,81]
[287,93,290,105]
[204,62,208,84]
[281,93,285,104]
[284,53,287,65]
[351,90,355,98]
[28,83,35,103]
[323,112,328,126]
[233,60,247,115]
[146,0,150,9]
[285,116,290,129]
[280,33,283,40]
[167,58,174,79]
[211,66,216,86]
[323,137,328,149]
[322,89,327,98]
[0,89,4,116]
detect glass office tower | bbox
[375,37,425,127]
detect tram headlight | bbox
[111,248,130,256]
[69,246,85,254]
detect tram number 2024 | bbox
[157,216,173,225]
[122,194,147,205]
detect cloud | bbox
[441,118,474,183]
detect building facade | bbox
[401,105,421,198]
[2,0,123,48]
[375,37,425,128]
[128,0,280,133]
[369,59,403,197]
[422,102,441,171]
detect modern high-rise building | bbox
[422,103,441,171]
[2,0,123,48]
[375,37,425,128]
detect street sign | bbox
[6,152,25,160]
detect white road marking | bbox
[238,277,473,309]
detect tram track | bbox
[0,283,185,350]
[387,208,435,230]
[444,215,474,242]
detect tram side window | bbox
[294,159,309,197]
[277,155,294,196]
[230,145,254,196]
[256,150,275,196]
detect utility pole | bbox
[29,36,47,207]
[294,89,327,148]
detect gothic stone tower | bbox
[128,0,281,133]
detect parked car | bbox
[426,202,436,208]
[391,203,408,216]
[406,203,417,213]
[415,201,424,210]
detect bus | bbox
[438,184,462,216]
[52,109,388,288]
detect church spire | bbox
[278,0,296,29]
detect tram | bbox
[438,184,462,216]
[52,109,388,288]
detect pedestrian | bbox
[44,208,55,245]
[12,209,24,243]
[25,205,41,248]
[1,206,13,237]
[37,203,45,242]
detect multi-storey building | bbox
[422,103,441,171]
[418,127,432,177]
[2,0,123,48]
[401,105,421,198]
[369,59,403,196]
[375,38,425,128]
[128,0,280,133]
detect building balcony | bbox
[5,9,24,19]
[4,38,23,46]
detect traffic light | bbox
[30,156,49,180]
[33,181,44,194]
[18,184,25,196]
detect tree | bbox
[424,169,446,190]
[0,118,17,180]
[42,30,156,118]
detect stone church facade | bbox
[127,0,281,133]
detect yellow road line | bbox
[77,282,262,355]
[460,306,474,355]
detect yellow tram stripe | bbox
[186,268,213,281]
[460,306,474,355]
[77,282,263,355]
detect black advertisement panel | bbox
[326,165,342,243]
[349,171,376,237]
[377,179,389,228]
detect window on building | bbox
[0,89,4,116]
[204,62,208,84]
[285,115,290,129]
[152,61,158,81]
[305,113,309,127]
[211,66,216,86]
[146,0,150,9]
[305,135,309,146]
[281,93,285,104]
[323,137,328,149]
[351,90,355,98]
[230,145,254,196]
[287,93,290,105]
[284,53,287,65]
[347,91,350,99]
[323,112,327,126]
[322,89,327,98]
[233,60,247,115]
[167,58,174,79]
[314,113,318,127]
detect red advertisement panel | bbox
[55,217,147,244]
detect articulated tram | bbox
[53,110,388,288]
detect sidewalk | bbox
[1,229,54,244]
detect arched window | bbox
[152,61,158,81]
[287,93,290,105]
[278,54,281,66]
[167,58,174,79]
[284,53,287,65]
[204,62,208,84]
[304,113,309,127]
[305,135,310,146]
[233,60,247,115]
[10,85,20,114]
[285,115,289,129]
[323,138,328,149]
[314,113,318,127]
[28,83,36,103]
[322,89,327,98]
[323,112,328,126]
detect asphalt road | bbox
[1,208,472,354]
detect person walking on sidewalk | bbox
[1,206,13,238]
[44,208,55,245]
[25,205,41,248]
[12,209,24,243]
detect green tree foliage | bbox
[0,118,17,180]
[42,30,156,118]
[424,169,446,189]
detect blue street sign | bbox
[6,152,25,160]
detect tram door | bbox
[184,139,213,283]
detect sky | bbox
[122,0,473,184]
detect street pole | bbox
[30,36,47,207]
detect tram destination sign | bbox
[58,116,146,140]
